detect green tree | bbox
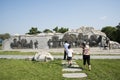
[43,29,53,33]
[27,27,41,35]
[58,27,68,33]
[116,23,120,43]
[0,33,10,40]
[116,23,120,30]
[101,26,117,41]
[53,26,59,33]
[53,27,68,33]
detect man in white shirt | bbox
[63,41,69,60]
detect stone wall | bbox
[2,35,51,50]
[3,27,117,50]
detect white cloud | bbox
[100,16,107,20]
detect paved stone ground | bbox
[0,55,120,59]
[63,73,87,78]
[48,47,120,54]
[62,60,87,78]
[0,47,120,59]
[1,47,120,54]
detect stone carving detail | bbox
[32,51,54,62]
[48,36,62,48]
[47,27,109,48]
[62,33,77,47]
[2,27,120,50]
[34,40,38,49]
[10,38,34,49]
[89,35,98,47]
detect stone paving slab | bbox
[71,64,79,67]
[3,48,120,54]
[54,55,120,59]
[0,55,120,59]
[63,73,87,78]
[62,61,77,65]
[62,68,82,72]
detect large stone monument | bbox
[2,27,119,50]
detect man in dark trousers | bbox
[63,41,69,60]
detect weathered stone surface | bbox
[109,41,120,49]
[32,51,54,61]
[2,35,50,50]
[63,73,87,78]
[62,68,82,72]
[71,64,79,67]
[3,27,120,50]
[62,61,77,65]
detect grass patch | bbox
[0,51,120,56]
[0,59,120,80]
[0,59,62,80]
[0,51,35,55]
[0,45,2,50]
[50,52,64,55]
[50,52,120,56]
[76,59,120,80]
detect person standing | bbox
[81,42,91,71]
[67,45,74,67]
[34,40,38,49]
[63,41,69,60]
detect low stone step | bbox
[62,68,82,72]
[71,64,79,67]
[62,61,77,65]
[63,73,87,78]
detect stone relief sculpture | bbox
[3,27,119,50]
[34,40,38,49]
[10,38,34,49]
[47,27,111,48]
[48,36,61,48]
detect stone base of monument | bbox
[32,51,54,62]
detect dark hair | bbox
[65,41,68,43]
[82,43,86,47]
[68,45,71,49]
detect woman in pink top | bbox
[81,43,91,71]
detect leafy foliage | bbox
[43,29,53,33]
[27,27,41,35]
[53,26,59,33]
[0,33,10,40]
[101,26,117,41]
[53,26,68,33]
[101,23,120,43]
[116,23,120,43]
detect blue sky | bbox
[0,0,120,35]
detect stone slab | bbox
[71,64,79,67]
[63,73,87,78]
[62,61,77,65]
[62,68,82,72]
